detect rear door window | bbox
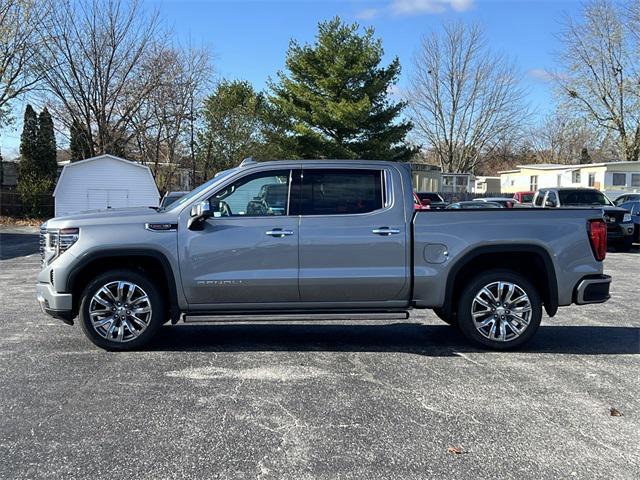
[297,169,384,215]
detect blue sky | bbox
[1,0,582,158]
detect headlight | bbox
[41,227,79,266]
[623,213,632,223]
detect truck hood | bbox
[43,206,178,229]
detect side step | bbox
[183,311,410,323]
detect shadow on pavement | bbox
[0,233,39,260]
[149,322,640,356]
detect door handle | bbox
[372,227,401,236]
[265,229,294,237]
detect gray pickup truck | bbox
[37,159,612,351]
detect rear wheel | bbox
[432,308,457,326]
[79,269,165,350]
[457,270,542,350]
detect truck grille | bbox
[39,226,47,267]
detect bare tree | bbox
[528,109,613,164]
[35,0,163,157]
[130,45,212,191]
[556,0,640,161]
[0,0,49,127]
[407,22,528,173]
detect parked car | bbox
[37,159,611,351]
[413,193,430,211]
[512,191,535,205]
[618,201,640,244]
[447,200,504,209]
[159,191,188,209]
[613,193,640,206]
[415,192,448,209]
[532,187,635,251]
[475,197,519,208]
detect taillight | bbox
[588,219,607,261]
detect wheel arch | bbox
[442,244,559,319]
[66,249,181,323]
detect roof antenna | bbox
[240,157,255,167]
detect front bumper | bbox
[36,283,74,325]
[573,274,611,304]
[607,222,635,240]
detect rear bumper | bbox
[36,283,74,325]
[573,274,611,305]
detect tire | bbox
[456,269,542,350]
[617,237,633,252]
[432,307,458,326]
[79,269,166,351]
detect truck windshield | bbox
[558,190,612,206]
[159,167,240,212]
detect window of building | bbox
[297,169,383,216]
[612,173,627,186]
[588,173,595,187]
[572,171,581,183]
[631,174,640,187]
[530,175,538,191]
[211,170,291,216]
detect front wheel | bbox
[457,270,542,350]
[617,236,633,252]
[79,269,166,350]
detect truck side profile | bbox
[37,160,612,350]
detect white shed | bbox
[53,154,160,217]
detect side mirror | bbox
[545,200,556,208]
[191,199,218,218]
[188,199,214,230]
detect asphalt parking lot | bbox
[1,228,639,480]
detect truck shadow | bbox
[0,233,39,260]
[149,323,640,355]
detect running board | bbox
[183,311,409,323]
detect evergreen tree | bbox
[17,105,57,217]
[69,119,93,162]
[269,17,417,161]
[19,105,39,168]
[37,108,58,179]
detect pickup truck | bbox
[532,187,635,251]
[37,159,612,351]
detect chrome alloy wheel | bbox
[89,281,152,343]
[471,281,532,342]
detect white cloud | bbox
[355,8,380,20]
[391,0,474,15]
[356,0,474,20]
[528,68,553,82]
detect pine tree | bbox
[69,119,93,162]
[19,105,39,168]
[269,17,417,161]
[17,105,57,217]
[37,108,58,180]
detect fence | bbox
[0,188,54,218]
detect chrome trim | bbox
[372,228,401,235]
[145,223,177,232]
[575,276,611,304]
[184,312,410,323]
[265,229,294,237]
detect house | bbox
[474,176,501,194]
[53,154,160,217]
[441,172,474,193]
[0,160,18,187]
[499,161,640,197]
[410,163,442,192]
